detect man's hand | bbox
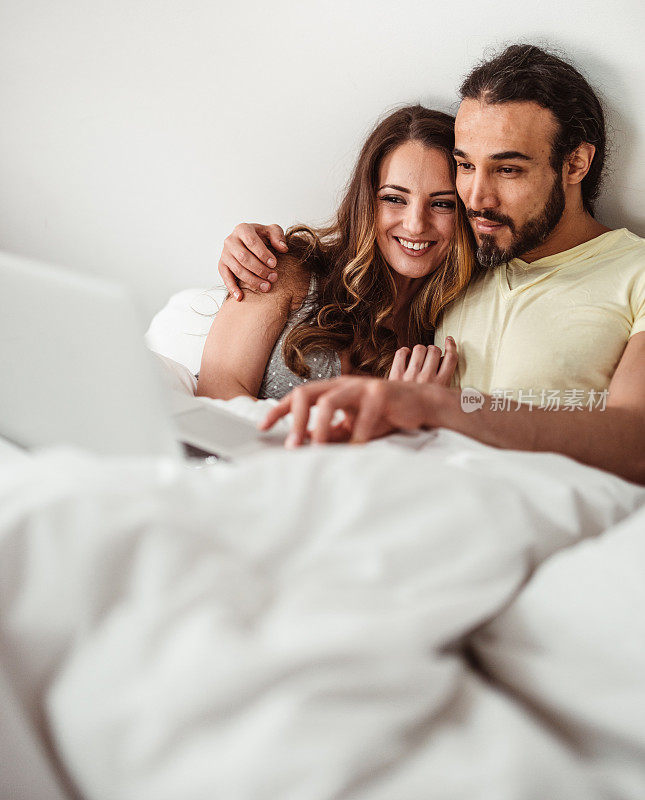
[218,223,288,300]
[388,338,458,385]
[256,334,645,484]
[259,376,448,448]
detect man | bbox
[217,44,645,484]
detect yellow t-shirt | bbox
[436,228,645,398]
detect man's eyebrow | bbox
[490,151,532,161]
[378,184,455,197]
[452,148,532,162]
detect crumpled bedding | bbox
[471,502,645,800]
[1,421,644,799]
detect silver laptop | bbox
[0,250,285,460]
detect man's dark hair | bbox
[460,44,606,215]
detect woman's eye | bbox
[432,201,456,211]
[380,195,404,204]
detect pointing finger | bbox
[350,382,387,444]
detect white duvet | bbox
[1,419,644,799]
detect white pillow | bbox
[152,352,198,397]
[145,287,227,375]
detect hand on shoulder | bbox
[235,251,311,312]
[218,222,289,299]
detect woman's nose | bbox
[402,203,429,235]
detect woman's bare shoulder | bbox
[241,253,311,310]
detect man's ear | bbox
[565,142,596,185]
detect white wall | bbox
[1,0,644,320]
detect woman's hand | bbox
[388,338,458,386]
[218,223,288,300]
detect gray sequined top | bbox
[258,275,341,399]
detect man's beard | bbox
[469,176,566,269]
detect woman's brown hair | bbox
[282,104,478,378]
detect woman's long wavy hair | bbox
[282,105,478,379]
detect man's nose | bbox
[467,172,498,212]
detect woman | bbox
[197,105,477,402]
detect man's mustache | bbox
[467,208,515,231]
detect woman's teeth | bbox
[395,237,432,251]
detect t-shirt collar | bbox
[507,228,624,272]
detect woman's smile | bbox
[393,235,437,255]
